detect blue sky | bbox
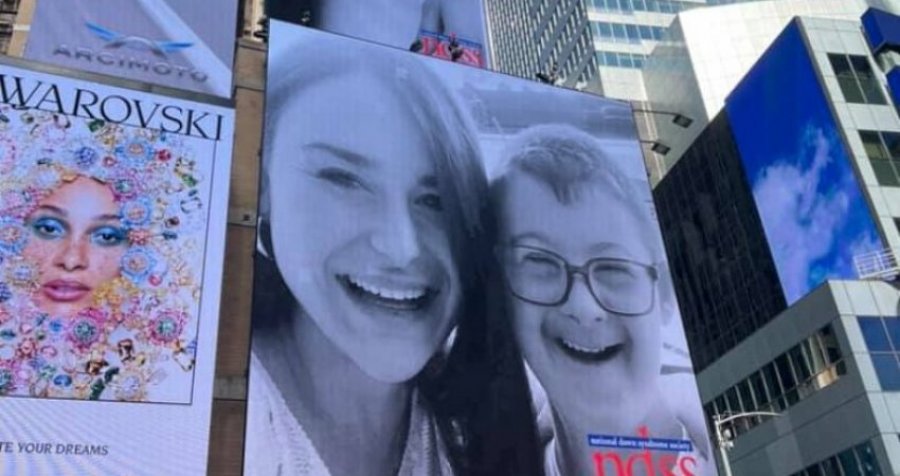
[725,21,884,304]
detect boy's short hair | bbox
[490,123,649,227]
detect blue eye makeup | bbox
[91,226,128,247]
[30,216,67,240]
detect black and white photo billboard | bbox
[244,21,715,476]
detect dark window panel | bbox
[776,354,797,389]
[726,386,742,414]
[807,464,824,476]
[871,354,900,390]
[850,55,888,105]
[829,54,866,103]
[790,345,812,381]
[750,370,769,406]
[883,132,900,160]
[821,456,842,476]
[859,317,892,351]
[738,379,756,414]
[855,441,883,475]
[884,319,900,350]
[839,448,863,476]
[860,131,889,160]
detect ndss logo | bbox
[50,22,208,84]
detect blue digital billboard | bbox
[725,21,885,305]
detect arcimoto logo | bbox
[86,22,193,58]
[50,23,207,84]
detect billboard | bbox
[24,0,238,97]
[725,21,885,305]
[0,60,233,474]
[244,22,714,476]
[266,0,490,67]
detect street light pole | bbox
[712,411,781,476]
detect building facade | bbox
[485,0,812,101]
[486,0,599,90]
[643,0,900,176]
[655,8,900,474]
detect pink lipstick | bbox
[42,280,90,303]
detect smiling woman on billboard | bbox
[244,23,540,476]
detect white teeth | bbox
[561,339,605,354]
[347,276,427,301]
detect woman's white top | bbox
[244,354,455,476]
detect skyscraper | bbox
[486,0,599,90]
[486,0,789,100]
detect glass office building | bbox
[486,0,801,100]
[654,7,900,474]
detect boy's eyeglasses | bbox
[498,244,658,316]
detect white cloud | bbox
[751,126,859,303]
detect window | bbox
[860,317,892,351]
[796,440,883,476]
[612,23,625,42]
[859,130,900,187]
[626,24,639,43]
[850,56,888,105]
[705,325,845,439]
[597,22,612,39]
[859,316,900,391]
[829,54,888,105]
[639,25,652,40]
[871,355,900,389]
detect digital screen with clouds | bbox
[725,21,884,305]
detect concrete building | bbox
[654,8,900,474]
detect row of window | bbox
[829,54,888,106]
[592,21,667,44]
[859,130,900,188]
[858,317,900,391]
[595,50,648,69]
[788,440,882,476]
[589,0,700,15]
[704,325,844,438]
[590,0,764,15]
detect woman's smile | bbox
[339,274,440,313]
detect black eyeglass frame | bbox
[498,244,660,316]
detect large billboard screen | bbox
[244,22,715,476]
[266,0,489,67]
[24,0,238,97]
[725,22,885,305]
[0,60,233,474]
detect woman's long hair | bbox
[252,32,542,476]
